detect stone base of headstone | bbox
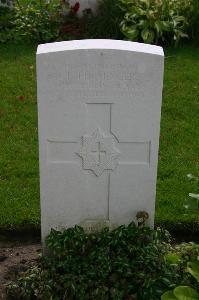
[79,219,116,233]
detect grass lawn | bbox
[0,42,198,234]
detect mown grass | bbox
[0,43,39,231]
[0,43,198,233]
[156,45,199,232]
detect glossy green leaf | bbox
[165,252,181,265]
[122,25,139,40]
[141,28,154,43]
[187,262,199,283]
[162,21,171,31]
[155,21,163,33]
[189,193,199,200]
[161,290,177,300]
[138,19,149,28]
[174,286,199,300]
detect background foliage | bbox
[0,0,199,44]
[173,0,199,43]
[13,0,62,42]
[119,0,188,45]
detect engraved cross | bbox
[47,102,151,225]
[91,142,106,165]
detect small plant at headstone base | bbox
[136,210,149,227]
[6,222,180,300]
[119,0,188,46]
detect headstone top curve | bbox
[37,39,164,56]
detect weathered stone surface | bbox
[37,39,164,242]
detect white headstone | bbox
[37,39,164,242]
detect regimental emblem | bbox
[77,128,120,176]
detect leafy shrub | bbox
[161,179,199,300]
[161,261,199,300]
[173,243,199,265]
[1,0,87,43]
[165,242,199,283]
[6,223,179,300]
[172,0,199,43]
[12,0,63,43]
[0,6,15,42]
[119,0,188,45]
[1,0,199,45]
[85,0,199,44]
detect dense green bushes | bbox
[6,224,199,300]
[119,0,188,45]
[0,0,82,43]
[13,0,62,42]
[0,0,199,45]
[6,224,178,299]
[162,261,199,300]
[118,0,199,45]
[173,0,199,43]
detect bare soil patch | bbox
[0,242,41,300]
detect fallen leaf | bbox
[18,95,25,102]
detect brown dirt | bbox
[0,242,41,300]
